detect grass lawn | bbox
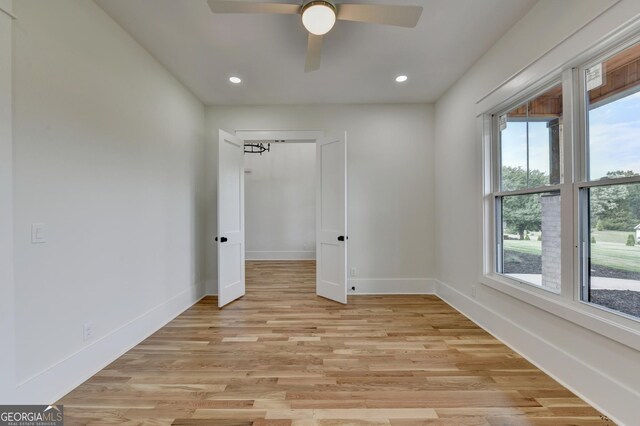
[504,236,640,273]
[591,230,637,244]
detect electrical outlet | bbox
[83,322,93,341]
[350,267,357,277]
[31,223,46,244]
[471,285,477,298]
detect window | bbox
[580,42,640,319]
[486,37,640,328]
[484,33,640,346]
[494,83,563,293]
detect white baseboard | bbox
[204,277,434,297]
[11,282,205,404]
[246,251,315,260]
[434,279,636,426]
[348,278,436,295]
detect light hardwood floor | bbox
[58,260,613,425]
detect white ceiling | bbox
[95,0,537,105]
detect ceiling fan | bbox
[207,0,423,72]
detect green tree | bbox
[501,166,547,239]
[591,171,640,231]
[607,171,640,229]
[503,193,542,239]
[627,234,636,247]
[590,184,629,229]
[501,166,547,191]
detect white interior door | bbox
[316,132,347,304]
[217,130,245,308]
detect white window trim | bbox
[480,29,640,353]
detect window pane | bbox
[500,84,563,191]
[498,192,561,293]
[587,43,640,180]
[583,183,640,318]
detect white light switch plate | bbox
[31,223,46,244]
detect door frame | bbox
[235,130,325,144]
[232,129,347,303]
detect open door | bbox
[217,130,245,307]
[316,132,347,304]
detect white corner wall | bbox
[245,143,316,260]
[0,0,15,404]
[9,0,206,403]
[434,0,640,424]
[205,104,436,295]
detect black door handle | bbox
[338,235,348,241]
[220,237,228,243]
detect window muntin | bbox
[586,42,640,181]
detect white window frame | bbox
[480,28,640,353]
[576,36,640,320]
[484,77,571,300]
[490,79,565,294]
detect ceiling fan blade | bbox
[305,33,323,73]
[336,4,423,28]
[207,0,300,14]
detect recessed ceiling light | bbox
[229,76,242,84]
[395,75,408,83]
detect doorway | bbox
[244,140,316,305]
[244,140,316,262]
[216,129,347,307]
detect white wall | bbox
[0,0,15,404]
[245,143,316,260]
[434,0,640,424]
[206,104,435,294]
[9,0,205,403]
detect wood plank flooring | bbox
[58,260,613,425]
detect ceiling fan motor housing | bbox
[302,0,336,12]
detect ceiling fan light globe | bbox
[302,2,336,36]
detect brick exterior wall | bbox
[541,194,561,292]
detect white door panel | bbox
[316,133,347,304]
[217,130,245,307]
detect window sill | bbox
[480,273,640,353]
